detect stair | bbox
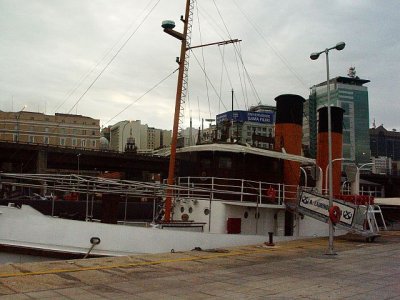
[298,191,386,241]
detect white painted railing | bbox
[175,176,298,206]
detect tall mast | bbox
[162,0,194,222]
[162,1,241,222]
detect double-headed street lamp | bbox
[310,42,345,255]
[352,162,375,195]
[325,157,354,193]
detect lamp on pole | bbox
[324,158,353,194]
[77,153,81,175]
[311,41,345,255]
[16,105,27,142]
[352,162,375,195]
[121,121,131,152]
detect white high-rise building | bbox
[109,120,172,153]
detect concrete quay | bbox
[0,232,399,300]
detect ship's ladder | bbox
[365,204,387,233]
[298,191,387,242]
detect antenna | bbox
[348,66,356,78]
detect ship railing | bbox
[175,176,299,206]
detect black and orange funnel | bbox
[274,94,305,203]
[316,106,345,196]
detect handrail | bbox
[174,176,299,206]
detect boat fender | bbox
[90,237,101,245]
[329,206,341,224]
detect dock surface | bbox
[0,232,399,299]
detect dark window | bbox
[218,157,232,169]
[200,158,211,169]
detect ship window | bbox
[200,158,211,169]
[180,206,185,213]
[204,208,210,215]
[188,207,193,214]
[218,157,232,169]
[244,211,249,219]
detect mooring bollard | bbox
[265,232,275,246]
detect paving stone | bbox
[25,290,64,299]
[1,232,400,299]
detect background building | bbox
[370,125,400,161]
[370,125,400,175]
[216,110,275,149]
[303,70,371,164]
[180,127,199,147]
[0,110,100,149]
[372,156,393,175]
[109,120,171,153]
[110,120,145,152]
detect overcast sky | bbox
[0,0,399,131]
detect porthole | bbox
[244,211,249,219]
[180,206,185,213]
[188,207,193,214]
[204,208,210,215]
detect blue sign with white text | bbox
[216,111,274,125]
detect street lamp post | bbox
[121,121,131,152]
[16,105,27,142]
[324,158,353,194]
[311,42,345,255]
[77,153,81,175]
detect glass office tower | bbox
[303,76,371,165]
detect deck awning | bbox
[168,143,316,165]
[374,198,400,206]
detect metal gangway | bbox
[298,190,387,241]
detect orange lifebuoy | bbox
[329,206,341,224]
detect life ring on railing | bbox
[329,206,341,224]
[266,187,276,202]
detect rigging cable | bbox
[211,0,262,105]
[53,0,159,114]
[218,46,226,114]
[104,68,178,126]
[190,51,228,111]
[196,4,244,111]
[67,0,162,115]
[195,1,212,119]
[232,43,247,110]
[232,0,309,89]
[238,43,250,110]
[197,5,238,106]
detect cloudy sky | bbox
[0,0,399,131]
